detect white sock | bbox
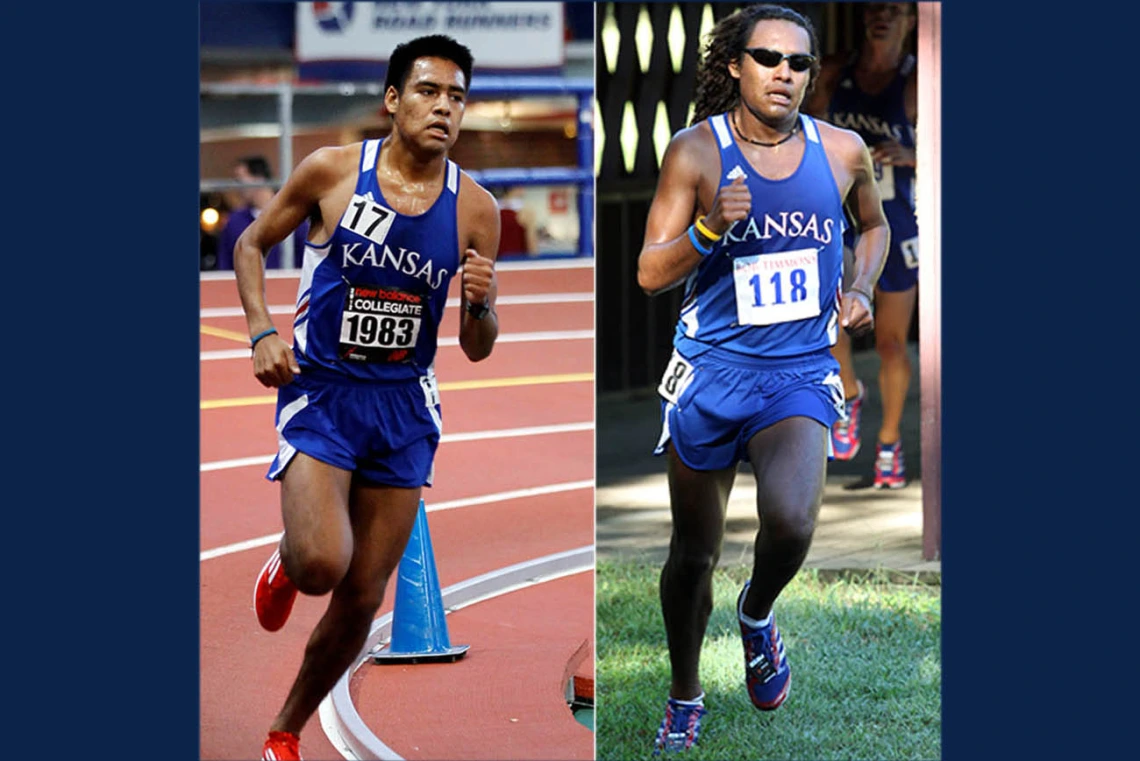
[738,587,773,628]
[670,692,705,706]
[740,610,772,629]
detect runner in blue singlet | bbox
[232,35,502,761]
[805,2,918,489]
[638,5,890,753]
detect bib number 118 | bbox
[749,269,808,307]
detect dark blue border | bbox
[938,2,1128,758]
[13,0,201,756]
[17,2,1124,759]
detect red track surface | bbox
[199,264,595,760]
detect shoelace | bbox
[743,624,782,683]
[656,702,705,753]
[876,448,902,474]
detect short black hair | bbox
[383,34,474,94]
[237,155,272,180]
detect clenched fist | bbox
[252,332,301,388]
[704,175,752,236]
[870,140,915,168]
[459,248,496,309]
[840,290,874,338]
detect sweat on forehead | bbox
[406,57,467,90]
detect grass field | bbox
[596,560,941,760]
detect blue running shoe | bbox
[653,695,707,754]
[738,583,791,710]
[831,380,864,460]
[874,440,906,489]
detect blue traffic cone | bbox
[371,500,469,664]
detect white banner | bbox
[297,2,565,69]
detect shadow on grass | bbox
[596,561,941,761]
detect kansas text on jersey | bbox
[674,113,846,360]
[290,139,461,381]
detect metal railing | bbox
[201,76,595,267]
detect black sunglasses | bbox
[742,47,817,72]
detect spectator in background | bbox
[216,155,310,270]
[495,186,539,257]
[805,2,918,489]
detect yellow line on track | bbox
[200,372,594,410]
[200,324,249,343]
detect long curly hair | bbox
[690,4,821,126]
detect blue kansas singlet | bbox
[826,54,916,213]
[291,139,461,382]
[673,112,846,360]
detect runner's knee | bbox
[666,540,720,580]
[876,334,910,364]
[336,571,391,616]
[283,545,352,596]
[758,500,817,551]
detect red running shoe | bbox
[262,731,301,761]
[830,380,864,460]
[873,440,907,489]
[254,546,297,632]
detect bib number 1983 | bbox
[339,284,424,363]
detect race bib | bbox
[341,194,397,245]
[657,351,694,405]
[339,284,424,363]
[733,248,821,326]
[875,162,896,202]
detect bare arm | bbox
[842,135,890,334]
[233,147,339,386]
[637,127,750,296]
[457,178,501,362]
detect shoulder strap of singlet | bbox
[709,113,733,148]
[800,113,821,144]
[446,160,458,195]
[360,139,380,174]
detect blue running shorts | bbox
[654,346,846,471]
[843,198,918,293]
[266,368,442,488]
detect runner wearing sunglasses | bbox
[637,4,889,753]
[805,2,919,488]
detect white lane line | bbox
[200,422,594,472]
[321,546,595,761]
[199,258,593,283]
[425,480,594,514]
[199,480,593,562]
[200,329,593,360]
[200,292,593,318]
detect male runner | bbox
[232,35,500,761]
[636,4,889,752]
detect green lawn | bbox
[596,560,941,760]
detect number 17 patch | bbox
[341,194,397,245]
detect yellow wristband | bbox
[694,216,722,241]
